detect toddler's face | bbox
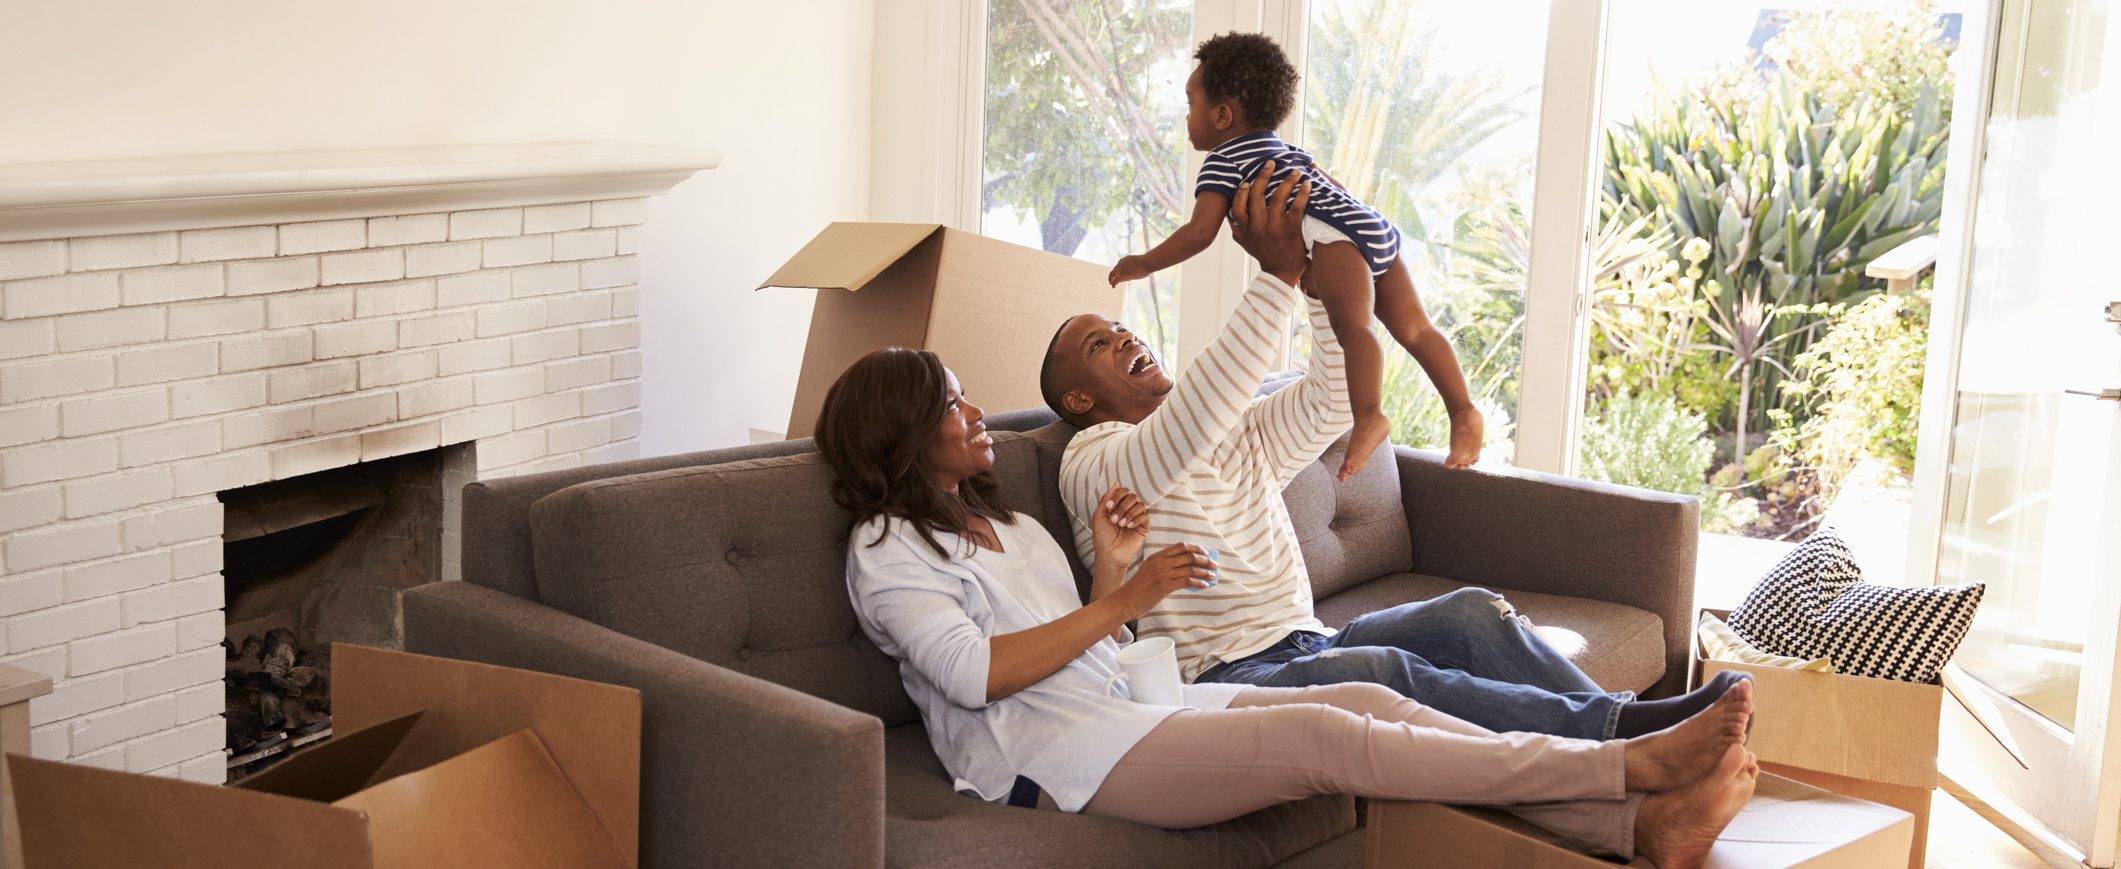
[1184,66,1219,151]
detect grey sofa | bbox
[404,407,1698,868]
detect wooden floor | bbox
[1926,787,2076,869]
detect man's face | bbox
[1055,313,1172,425]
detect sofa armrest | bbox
[404,581,885,869]
[1395,447,1700,697]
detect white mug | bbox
[1103,636,1184,706]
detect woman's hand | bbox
[1110,543,1217,621]
[1089,484,1149,569]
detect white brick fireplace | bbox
[0,142,716,783]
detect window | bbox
[1299,0,1552,462]
[980,0,1195,364]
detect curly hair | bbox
[1194,32,1299,130]
[814,347,1014,560]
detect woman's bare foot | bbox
[1339,411,1393,480]
[1635,744,1759,869]
[1622,678,1752,791]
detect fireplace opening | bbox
[218,443,468,777]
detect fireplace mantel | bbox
[0,141,721,243]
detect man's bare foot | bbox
[1339,412,1393,480]
[1635,745,1758,869]
[1622,678,1752,792]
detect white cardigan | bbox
[846,512,1244,812]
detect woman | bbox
[816,347,1758,868]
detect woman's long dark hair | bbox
[815,347,1014,559]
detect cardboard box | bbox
[7,645,640,869]
[1365,772,1914,868]
[760,222,1118,440]
[1692,608,1943,869]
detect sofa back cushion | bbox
[526,432,1048,725]
[1279,434,1414,601]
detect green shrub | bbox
[1584,216,1738,424]
[1774,284,1930,500]
[1579,392,1760,532]
[1579,392,1716,497]
[1701,0,1959,124]
[1601,74,1948,458]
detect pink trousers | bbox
[1080,683,1641,858]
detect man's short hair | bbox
[1038,318,1073,422]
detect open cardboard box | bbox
[1365,772,1914,868]
[6,645,640,869]
[760,222,1119,440]
[1692,608,1942,869]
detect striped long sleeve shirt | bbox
[1059,272,1353,680]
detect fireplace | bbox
[1,141,715,783]
[217,444,470,771]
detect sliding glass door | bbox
[1913,0,2121,860]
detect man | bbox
[1042,164,1737,740]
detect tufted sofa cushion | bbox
[525,433,1051,726]
[1278,431,1414,602]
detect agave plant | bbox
[1601,73,1949,457]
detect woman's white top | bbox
[846,511,1244,812]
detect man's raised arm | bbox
[1061,167,1315,505]
[1242,285,1354,489]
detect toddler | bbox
[1109,32,1483,478]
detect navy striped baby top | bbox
[1195,132,1401,278]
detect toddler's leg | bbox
[1373,255,1483,468]
[1305,240,1391,480]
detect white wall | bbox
[0,0,874,454]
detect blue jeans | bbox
[1195,588,1630,740]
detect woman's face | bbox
[925,368,993,493]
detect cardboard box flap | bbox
[234,710,424,801]
[756,221,943,292]
[770,221,1120,440]
[336,729,630,869]
[331,645,643,865]
[7,753,374,869]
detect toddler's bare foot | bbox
[1339,412,1393,480]
[1445,406,1484,469]
[1635,745,1758,869]
[1623,678,1752,792]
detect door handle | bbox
[2066,388,2121,402]
[2108,301,2121,334]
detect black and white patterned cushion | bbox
[1726,526,1984,683]
[1813,581,1985,683]
[1726,527,1863,655]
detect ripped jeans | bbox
[1194,587,1631,740]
